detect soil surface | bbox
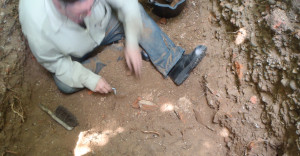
[1,0,299,155]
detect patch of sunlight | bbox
[177,96,192,113]
[219,127,230,137]
[198,141,214,155]
[160,103,174,112]
[203,141,211,148]
[74,127,125,156]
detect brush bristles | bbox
[55,106,78,127]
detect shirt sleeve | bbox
[106,0,143,49]
[26,33,101,91]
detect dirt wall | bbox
[212,0,300,154]
[0,1,27,153]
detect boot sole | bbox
[173,45,207,85]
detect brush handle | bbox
[39,104,74,131]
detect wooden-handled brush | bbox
[39,104,78,131]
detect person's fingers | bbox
[97,89,104,94]
[107,86,113,92]
[124,47,143,78]
[138,56,142,76]
[95,87,102,93]
[125,55,133,72]
[134,59,141,78]
[101,87,109,94]
[102,80,111,93]
[130,53,140,77]
[95,78,112,94]
[98,86,105,93]
[104,85,112,93]
[136,55,142,78]
[133,61,138,77]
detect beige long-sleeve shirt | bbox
[19,0,143,91]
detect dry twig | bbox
[1,150,18,156]
[202,75,214,94]
[141,130,160,136]
[205,125,215,131]
[225,31,239,34]
[5,150,18,154]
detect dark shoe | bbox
[141,50,150,62]
[149,0,186,18]
[169,45,207,85]
[165,0,173,4]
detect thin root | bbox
[7,88,18,94]
[225,31,238,34]
[11,103,24,122]
[202,76,215,94]
[141,130,160,136]
[10,95,25,122]
[4,89,25,122]
[205,125,215,131]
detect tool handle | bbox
[39,104,74,131]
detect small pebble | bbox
[281,78,289,87]
[250,96,257,104]
[158,18,167,25]
[254,123,260,128]
[289,80,297,90]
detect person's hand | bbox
[94,77,112,94]
[124,46,142,77]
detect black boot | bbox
[168,45,207,85]
[141,50,150,62]
[165,0,173,4]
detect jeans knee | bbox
[58,86,80,94]
[53,75,81,94]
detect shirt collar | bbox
[45,0,67,32]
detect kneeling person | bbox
[19,0,207,94]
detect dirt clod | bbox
[132,96,142,109]
[158,18,167,25]
[138,100,158,111]
[250,96,257,104]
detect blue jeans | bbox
[55,4,185,94]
